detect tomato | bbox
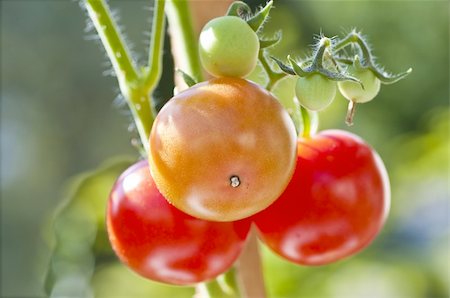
[107,160,251,285]
[253,130,390,265]
[199,16,259,78]
[338,66,381,103]
[295,74,336,111]
[149,77,297,221]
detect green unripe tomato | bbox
[338,66,381,103]
[295,74,336,111]
[199,16,259,78]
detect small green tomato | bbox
[338,66,381,103]
[295,74,336,111]
[199,16,259,78]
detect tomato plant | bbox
[45,0,412,296]
[107,160,251,285]
[199,16,259,78]
[254,130,390,265]
[295,74,336,111]
[149,77,297,221]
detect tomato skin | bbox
[149,77,297,222]
[107,160,251,285]
[253,130,390,266]
[295,74,336,111]
[199,16,259,78]
[338,66,381,103]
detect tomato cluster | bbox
[106,11,392,287]
[108,127,390,284]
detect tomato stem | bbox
[126,89,154,153]
[235,228,267,297]
[311,37,331,70]
[85,0,166,153]
[334,30,373,67]
[300,106,312,138]
[85,0,139,86]
[346,101,357,126]
[165,0,204,86]
[142,0,166,92]
[259,50,286,91]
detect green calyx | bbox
[177,69,198,88]
[334,30,412,84]
[271,30,412,126]
[226,0,273,33]
[272,37,362,87]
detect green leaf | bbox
[260,31,282,49]
[271,56,296,75]
[176,68,198,87]
[226,1,252,17]
[370,66,413,85]
[288,56,309,77]
[45,156,135,297]
[247,0,273,32]
[319,67,361,84]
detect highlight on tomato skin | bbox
[107,160,251,285]
[253,129,390,266]
[149,77,297,222]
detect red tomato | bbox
[254,130,390,265]
[107,160,251,285]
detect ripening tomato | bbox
[149,77,297,222]
[254,130,390,266]
[199,16,259,78]
[107,160,251,285]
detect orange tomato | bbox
[149,77,297,221]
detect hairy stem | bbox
[85,0,154,152]
[85,0,139,87]
[259,51,286,91]
[311,37,331,70]
[334,31,372,66]
[143,0,166,91]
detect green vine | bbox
[85,0,166,153]
[333,30,412,84]
[143,0,167,91]
[259,51,286,91]
[165,0,203,83]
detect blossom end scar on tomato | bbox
[230,175,240,188]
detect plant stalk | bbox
[165,0,203,90]
[235,227,267,298]
[300,106,312,138]
[259,51,286,91]
[85,0,156,152]
[143,0,166,91]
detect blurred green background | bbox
[1,0,448,297]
